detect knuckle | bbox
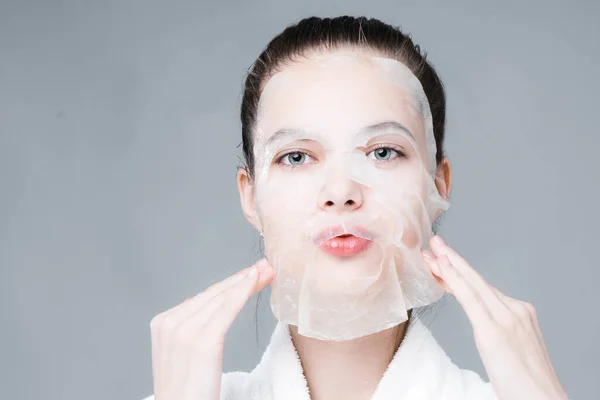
[159,314,180,336]
[496,302,521,326]
[503,311,521,328]
[524,301,536,313]
[515,301,535,318]
[150,313,165,332]
[499,301,535,331]
[497,314,520,333]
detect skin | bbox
[246,51,449,320]
[149,49,567,400]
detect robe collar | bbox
[249,317,496,400]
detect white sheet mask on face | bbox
[252,51,450,340]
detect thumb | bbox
[253,258,275,293]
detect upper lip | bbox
[312,224,375,247]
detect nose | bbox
[318,179,363,212]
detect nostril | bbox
[322,199,358,208]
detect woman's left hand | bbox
[421,235,568,400]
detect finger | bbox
[430,236,505,309]
[430,236,487,285]
[210,262,275,331]
[421,250,451,292]
[255,259,275,291]
[422,249,440,275]
[435,254,492,324]
[161,264,266,382]
[189,258,270,306]
[167,259,269,325]
[155,258,269,350]
[165,269,269,389]
[208,260,275,334]
[174,261,274,342]
[205,266,264,338]
[176,263,269,343]
[158,268,252,324]
[189,258,273,315]
[149,259,264,398]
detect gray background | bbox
[1,0,598,399]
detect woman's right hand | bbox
[149,259,274,400]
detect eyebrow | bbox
[265,120,414,146]
[264,127,312,146]
[360,121,414,139]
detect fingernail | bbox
[421,249,434,261]
[433,236,445,247]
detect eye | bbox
[278,151,314,166]
[366,146,405,162]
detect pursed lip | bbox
[318,234,374,257]
[312,224,376,251]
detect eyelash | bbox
[367,144,408,162]
[275,145,408,168]
[276,150,315,168]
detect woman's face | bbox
[238,50,450,287]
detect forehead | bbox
[255,51,427,149]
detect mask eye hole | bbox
[366,145,406,163]
[277,151,315,167]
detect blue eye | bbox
[280,151,313,166]
[367,147,404,161]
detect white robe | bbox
[143,317,498,400]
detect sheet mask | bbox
[252,52,450,340]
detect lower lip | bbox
[319,235,373,257]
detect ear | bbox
[435,156,452,200]
[432,156,452,221]
[237,168,263,233]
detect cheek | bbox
[256,173,321,281]
[397,195,427,248]
[255,172,319,238]
[370,169,430,248]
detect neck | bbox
[289,319,409,400]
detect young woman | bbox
[145,16,568,400]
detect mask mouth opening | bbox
[318,234,376,258]
[309,220,378,248]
